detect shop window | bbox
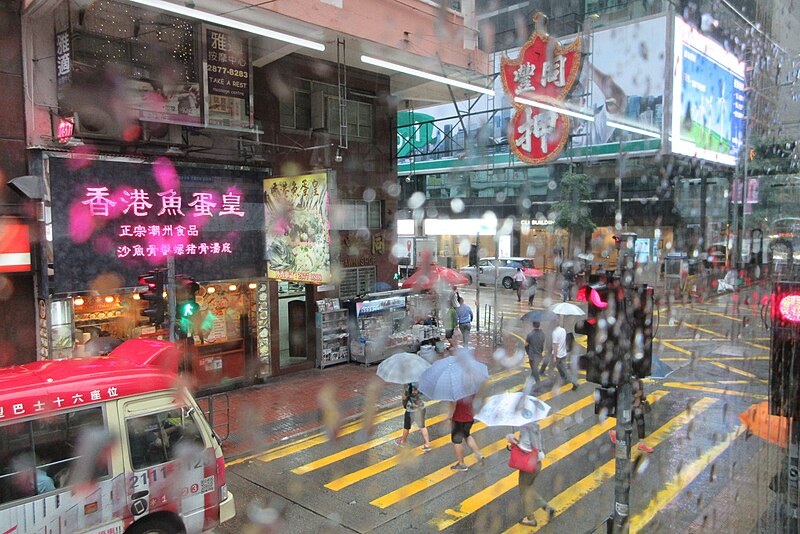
[0,406,108,504]
[126,407,205,471]
[340,267,376,300]
[280,89,311,131]
[327,97,374,139]
[334,200,383,230]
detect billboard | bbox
[671,17,746,165]
[264,172,331,284]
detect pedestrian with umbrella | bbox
[377,353,433,451]
[539,303,584,390]
[475,393,556,527]
[524,321,546,384]
[418,349,489,471]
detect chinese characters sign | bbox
[264,173,331,284]
[500,14,582,164]
[49,157,264,293]
[205,26,252,129]
[55,30,71,96]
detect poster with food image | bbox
[264,172,331,284]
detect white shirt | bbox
[552,326,567,359]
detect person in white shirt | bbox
[551,322,579,391]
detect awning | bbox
[0,219,31,273]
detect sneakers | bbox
[609,430,617,445]
[571,383,579,391]
[545,505,556,521]
[477,454,485,467]
[395,438,405,445]
[422,445,432,452]
[638,443,654,453]
[450,463,468,471]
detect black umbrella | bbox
[520,309,557,323]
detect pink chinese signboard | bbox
[500,14,582,165]
[49,156,265,293]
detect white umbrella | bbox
[475,392,551,427]
[549,302,586,316]
[418,349,489,401]
[376,352,431,384]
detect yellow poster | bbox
[264,172,331,283]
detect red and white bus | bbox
[0,339,235,534]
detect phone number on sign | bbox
[206,65,249,79]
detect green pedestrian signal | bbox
[175,275,200,337]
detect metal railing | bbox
[197,392,231,442]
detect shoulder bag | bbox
[508,443,538,473]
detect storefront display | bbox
[316,303,349,368]
[347,291,415,365]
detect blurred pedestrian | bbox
[456,296,473,348]
[562,267,576,301]
[525,322,545,384]
[443,303,457,350]
[449,395,485,471]
[527,276,538,306]
[507,422,555,527]
[610,379,653,452]
[551,320,579,391]
[396,383,432,451]
[514,268,528,302]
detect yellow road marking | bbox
[369,383,588,507]
[700,356,769,361]
[660,358,690,362]
[658,340,693,356]
[686,380,752,386]
[709,361,766,381]
[502,396,718,533]
[684,306,742,322]
[662,382,767,399]
[681,321,724,337]
[629,426,745,534]
[429,391,669,531]
[227,367,522,467]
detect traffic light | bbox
[577,282,614,385]
[629,284,654,379]
[175,275,200,337]
[769,281,800,417]
[139,269,166,325]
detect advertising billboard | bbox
[671,17,746,165]
[48,156,265,293]
[264,172,331,284]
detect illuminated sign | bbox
[49,156,264,293]
[265,172,331,284]
[500,13,582,164]
[57,118,74,143]
[671,17,745,166]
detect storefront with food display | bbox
[41,152,271,391]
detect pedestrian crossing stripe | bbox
[500,396,719,533]
[662,382,767,399]
[428,390,669,531]
[227,367,525,467]
[708,361,766,382]
[327,382,583,493]
[368,382,592,508]
[629,426,745,534]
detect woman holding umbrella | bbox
[507,422,555,527]
[376,352,433,451]
[396,382,432,451]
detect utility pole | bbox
[166,257,177,342]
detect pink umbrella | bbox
[523,267,544,277]
[404,264,469,290]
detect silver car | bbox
[458,257,535,289]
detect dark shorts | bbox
[403,408,426,430]
[451,420,473,443]
[445,329,454,339]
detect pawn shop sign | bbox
[501,13,582,165]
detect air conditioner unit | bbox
[71,110,123,140]
[310,89,326,131]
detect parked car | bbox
[458,257,535,289]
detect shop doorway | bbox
[277,282,311,369]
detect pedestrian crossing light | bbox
[139,269,166,325]
[576,283,613,385]
[769,281,800,417]
[176,275,200,337]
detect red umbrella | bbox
[523,267,544,277]
[403,264,469,290]
[738,402,789,447]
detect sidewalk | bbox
[214,330,518,460]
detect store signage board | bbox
[500,13,582,165]
[203,25,253,129]
[671,17,745,166]
[356,296,406,317]
[264,172,331,284]
[49,156,265,293]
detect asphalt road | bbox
[221,284,777,533]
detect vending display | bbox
[347,291,416,365]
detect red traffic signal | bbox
[772,282,800,330]
[577,285,609,309]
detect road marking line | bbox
[686,380,751,386]
[501,396,718,533]
[699,356,769,361]
[629,426,745,534]
[227,367,523,466]
[368,383,590,507]
[709,361,766,382]
[428,391,670,531]
[660,358,690,362]
[662,382,767,399]
[657,340,694,356]
[684,306,742,322]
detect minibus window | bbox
[127,408,206,470]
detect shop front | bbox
[41,152,270,391]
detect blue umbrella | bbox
[508,261,524,269]
[520,309,557,323]
[418,348,489,401]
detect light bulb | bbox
[104,296,115,304]
[207,286,216,294]
[228,284,237,291]
[248,282,258,290]
[74,297,85,306]
[132,293,141,300]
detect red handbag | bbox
[508,443,539,473]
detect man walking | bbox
[449,394,485,471]
[552,320,579,390]
[525,321,545,383]
[513,268,528,302]
[456,296,473,348]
